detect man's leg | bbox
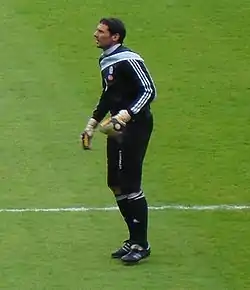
[119,115,153,263]
[106,137,134,258]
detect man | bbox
[81,17,156,264]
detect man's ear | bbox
[112,33,120,42]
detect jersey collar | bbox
[102,44,122,56]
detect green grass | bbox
[0,212,250,289]
[0,0,250,289]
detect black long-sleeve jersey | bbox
[92,45,157,122]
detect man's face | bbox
[94,23,119,49]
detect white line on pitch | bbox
[0,204,250,213]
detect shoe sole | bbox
[111,254,128,259]
[111,250,131,259]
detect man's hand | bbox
[81,118,98,150]
[99,110,131,136]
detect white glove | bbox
[99,110,131,136]
[81,118,98,150]
[113,110,131,126]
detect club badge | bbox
[109,66,114,75]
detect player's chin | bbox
[95,41,103,48]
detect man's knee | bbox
[108,185,121,195]
[120,182,140,196]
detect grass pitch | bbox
[0,0,250,289]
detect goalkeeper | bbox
[81,17,156,264]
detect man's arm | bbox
[126,59,156,116]
[92,79,110,123]
[107,59,156,125]
[81,80,109,150]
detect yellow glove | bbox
[81,118,98,150]
[99,110,131,136]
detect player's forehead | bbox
[96,23,109,33]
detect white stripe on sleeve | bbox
[128,59,154,114]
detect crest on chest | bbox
[104,65,114,82]
[107,65,114,81]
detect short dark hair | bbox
[99,17,126,44]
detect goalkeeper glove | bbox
[99,110,131,136]
[81,118,98,150]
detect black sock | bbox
[115,196,134,241]
[127,191,149,248]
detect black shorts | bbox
[106,113,153,195]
